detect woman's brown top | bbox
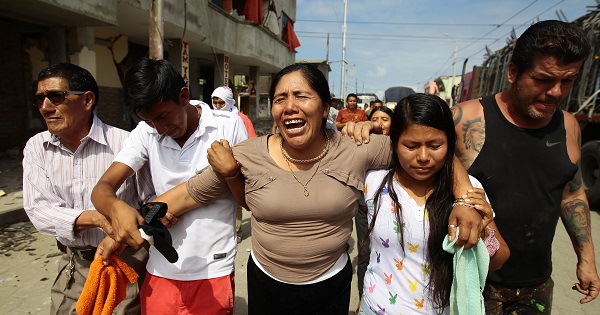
[187,131,392,282]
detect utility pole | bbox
[326,33,330,63]
[340,0,348,104]
[444,33,458,106]
[451,38,458,106]
[149,0,163,59]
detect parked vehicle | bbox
[383,86,415,110]
[356,93,378,110]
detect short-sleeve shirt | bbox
[335,108,368,124]
[115,103,248,280]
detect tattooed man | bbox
[452,20,599,314]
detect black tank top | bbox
[469,95,577,287]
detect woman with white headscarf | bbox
[212,86,257,138]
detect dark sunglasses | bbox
[33,91,86,107]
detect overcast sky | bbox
[294,0,593,99]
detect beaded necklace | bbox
[280,132,330,164]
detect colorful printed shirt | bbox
[362,169,448,315]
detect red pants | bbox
[141,272,235,315]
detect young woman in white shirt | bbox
[359,93,509,314]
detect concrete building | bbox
[434,75,462,106]
[296,59,331,82]
[0,0,298,151]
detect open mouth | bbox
[284,119,306,130]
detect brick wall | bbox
[95,86,136,131]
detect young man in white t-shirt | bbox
[91,57,247,314]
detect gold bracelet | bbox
[451,198,476,208]
[223,163,241,180]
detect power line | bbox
[429,0,567,81]
[464,0,566,60]
[429,52,455,82]
[459,0,542,52]
[297,34,499,43]
[329,0,342,31]
[297,19,522,28]
[296,31,496,41]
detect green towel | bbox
[442,227,490,315]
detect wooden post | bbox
[149,0,163,59]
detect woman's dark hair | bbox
[123,57,187,114]
[367,93,456,312]
[38,63,100,112]
[368,105,394,120]
[511,20,591,77]
[269,63,331,131]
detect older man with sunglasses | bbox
[23,63,154,315]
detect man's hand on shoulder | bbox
[341,121,382,145]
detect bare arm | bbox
[91,162,146,248]
[207,140,248,209]
[152,182,202,217]
[157,163,232,218]
[561,182,599,303]
[340,121,383,144]
[73,210,113,235]
[447,157,484,249]
[561,118,599,303]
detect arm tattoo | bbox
[451,106,463,126]
[569,167,583,192]
[462,118,485,153]
[561,199,591,248]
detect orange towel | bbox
[76,256,139,315]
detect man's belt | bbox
[56,240,96,262]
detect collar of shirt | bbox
[44,114,106,151]
[145,102,221,150]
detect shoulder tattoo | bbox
[451,106,463,126]
[462,117,485,153]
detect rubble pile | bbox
[0,221,42,256]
